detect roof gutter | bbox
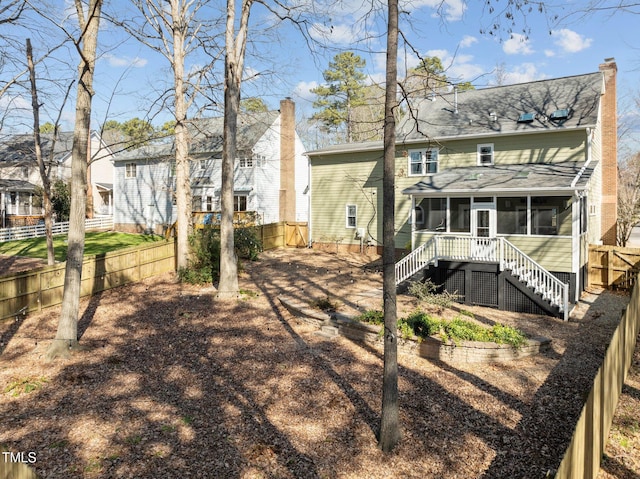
[306,125,596,158]
[402,186,588,196]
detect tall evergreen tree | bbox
[311,51,367,143]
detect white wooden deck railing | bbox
[395,235,569,320]
[0,217,113,242]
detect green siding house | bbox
[306,60,619,319]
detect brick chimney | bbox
[279,98,296,222]
[599,58,618,245]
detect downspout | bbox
[307,156,312,248]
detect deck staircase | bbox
[395,236,569,320]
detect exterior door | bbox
[471,205,496,259]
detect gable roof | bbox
[0,132,75,164]
[307,71,604,157]
[397,71,603,142]
[114,110,280,162]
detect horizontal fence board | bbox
[0,239,175,321]
[556,281,640,478]
[588,245,640,289]
[0,217,113,243]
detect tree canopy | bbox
[402,56,474,99]
[311,51,368,143]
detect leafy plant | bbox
[355,309,384,325]
[179,226,262,284]
[4,376,48,396]
[395,311,527,348]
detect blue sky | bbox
[4,1,640,153]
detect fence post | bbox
[607,249,614,288]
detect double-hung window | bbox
[477,143,494,166]
[125,163,137,179]
[346,204,357,228]
[409,148,438,176]
[234,194,247,212]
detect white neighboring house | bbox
[112,99,308,234]
[0,130,114,227]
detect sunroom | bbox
[397,161,596,319]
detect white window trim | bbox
[125,163,137,179]
[477,143,494,166]
[346,204,357,229]
[408,148,438,176]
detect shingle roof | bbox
[0,179,38,191]
[306,71,604,157]
[402,161,597,195]
[0,132,75,164]
[397,72,603,142]
[114,110,280,162]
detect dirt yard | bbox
[0,247,634,478]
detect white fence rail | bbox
[0,217,113,242]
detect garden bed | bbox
[279,296,551,364]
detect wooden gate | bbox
[589,245,640,290]
[285,222,308,248]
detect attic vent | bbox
[514,171,529,179]
[550,109,570,121]
[517,112,536,123]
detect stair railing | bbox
[395,235,569,320]
[499,238,569,320]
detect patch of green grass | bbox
[181,415,194,425]
[84,458,103,473]
[0,232,163,262]
[4,376,48,397]
[124,434,142,445]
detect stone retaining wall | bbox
[279,296,551,364]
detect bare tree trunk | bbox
[378,0,400,453]
[46,0,102,361]
[171,0,192,270]
[26,38,55,266]
[216,0,252,299]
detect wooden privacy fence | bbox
[261,221,308,250]
[589,245,640,290]
[0,239,175,321]
[555,279,640,478]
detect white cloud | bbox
[503,33,534,55]
[459,35,478,48]
[309,22,365,45]
[544,50,555,58]
[552,29,593,53]
[404,0,466,21]
[293,81,319,102]
[500,63,546,85]
[104,54,147,68]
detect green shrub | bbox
[355,309,384,325]
[395,311,527,348]
[178,226,262,284]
